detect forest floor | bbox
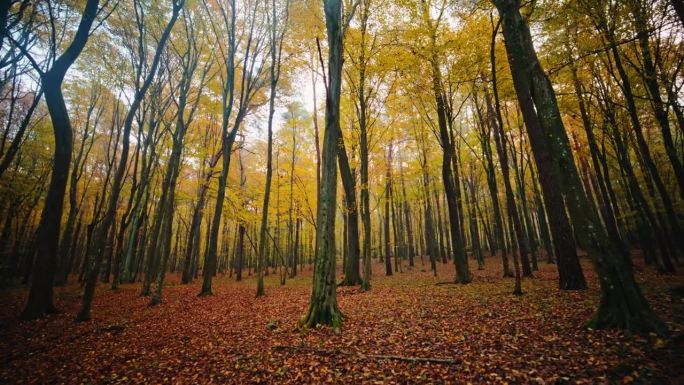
[0,255,683,384]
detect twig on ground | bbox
[272,345,461,365]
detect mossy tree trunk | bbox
[300,0,346,329]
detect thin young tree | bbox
[419,0,471,283]
[257,0,290,297]
[56,86,101,286]
[384,143,393,276]
[76,0,184,321]
[200,0,267,296]
[150,10,212,305]
[472,90,511,276]
[484,84,523,295]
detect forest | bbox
[0,0,683,383]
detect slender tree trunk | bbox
[466,178,485,270]
[509,139,534,276]
[473,93,511,276]
[291,216,300,278]
[570,63,625,256]
[432,179,447,264]
[417,128,438,276]
[400,164,415,267]
[486,86,525,293]
[77,1,182,321]
[598,89,676,272]
[200,0,241,296]
[601,13,684,255]
[339,134,362,285]
[484,83,528,294]
[56,95,97,286]
[632,2,684,199]
[429,57,470,284]
[384,144,393,276]
[530,168,553,263]
[257,0,288,297]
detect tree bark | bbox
[494,0,666,334]
[384,144,393,276]
[21,0,100,320]
[300,0,345,329]
[338,133,362,285]
[473,92,511,276]
[491,15,584,290]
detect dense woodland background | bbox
[0,0,684,383]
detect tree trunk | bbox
[339,134,362,285]
[632,1,684,199]
[300,0,344,329]
[429,58,470,284]
[473,92,511,276]
[21,0,100,320]
[494,0,666,334]
[417,129,438,276]
[570,63,625,257]
[600,10,684,256]
[400,165,415,267]
[384,145,393,276]
[491,16,584,290]
[432,179,447,264]
[77,1,182,321]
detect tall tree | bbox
[257,0,289,297]
[150,11,211,305]
[631,0,684,200]
[17,0,102,320]
[473,90,511,276]
[77,0,184,321]
[300,0,357,329]
[491,15,585,290]
[200,0,266,296]
[484,84,523,294]
[419,0,470,284]
[384,143,393,276]
[493,0,667,334]
[56,86,101,286]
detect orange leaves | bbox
[0,261,681,384]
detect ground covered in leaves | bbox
[1,256,683,384]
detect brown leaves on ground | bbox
[0,257,682,384]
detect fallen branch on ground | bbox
[272,344,461,365]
